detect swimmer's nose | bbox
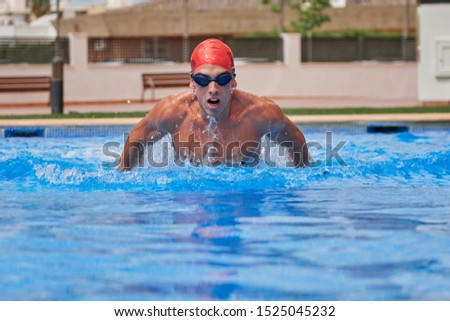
[208,81,220,95]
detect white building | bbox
[0,0,132,37]
[0,0,28,26]
[418,0,450,105]
[0,0,28,14]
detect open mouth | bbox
[207,98,220,108]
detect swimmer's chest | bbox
[171,117,262,163]
[172,116,262,147]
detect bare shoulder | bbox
[233,90,285,123]
[150,91,190,120]
[142,91,191,130]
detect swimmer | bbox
[119,38,309,171]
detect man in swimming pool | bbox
[119,38,309,171]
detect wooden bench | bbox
[0,76,52,105]
[141,73,190,102]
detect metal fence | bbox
[228,38,283,63]
[89,36,415,64]
[88,36,283,64]
[0,36,416,64]
[301,37,416,62]
[0,37,69,64]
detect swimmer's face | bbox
[190,64,236,119]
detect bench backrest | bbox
[142,73,190,89]
[0,76,51,92]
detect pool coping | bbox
[1,113,450,127]
[289,113,450,123]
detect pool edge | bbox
[289,113,450,123]
[1,113,450,127]
[0,118,142,127]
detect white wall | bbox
[418,4,450,104]
[0,24,55,36]
[0,33,418,105]
[106,0,132,10]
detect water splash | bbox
[0,130,449,193]
[205,115,218,139]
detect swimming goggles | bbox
[190,71,235,87]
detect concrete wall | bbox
[323,5,416,33]
[418,4,450,105]
[0,24,55,37]
[59,5,417,37]
[0,33,417,106]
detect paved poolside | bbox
[0,95,420,115]
[1,96,449,125]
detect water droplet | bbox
[205,116,219,139]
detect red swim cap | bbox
[191,38,234,73]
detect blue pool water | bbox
[0,124,450,300]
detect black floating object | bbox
[367,125,409,134]
[5,128,45,137]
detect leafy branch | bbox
[262,0,331,35]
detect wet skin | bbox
[119,64,309,170]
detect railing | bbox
[88,36,283,64]
[301,37,416,62]
[227,38,283,63]
[0,36,417,65]
[0,37,70,64]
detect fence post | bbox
[357,36,364,61]
[51,56,64,114]
[307,32,312,62]
[68,32,88,68]
[281,33,301,67]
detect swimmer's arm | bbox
[262,105,309,167]
[118,100,173,171]
[273,116,309,167]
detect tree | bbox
[261,0,290,32]
[290,0,331,35]
[30,0,51,19]
[262,0,331,35]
